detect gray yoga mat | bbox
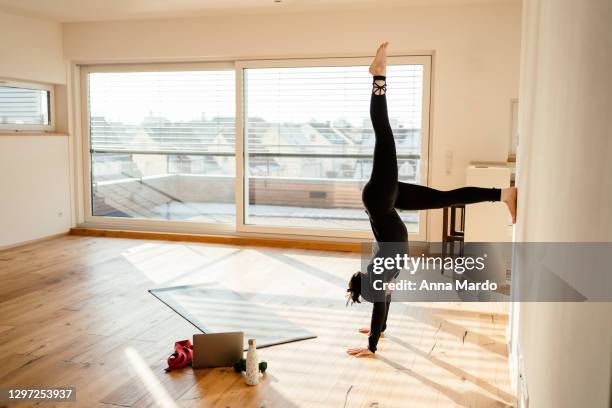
[149,284,316,349]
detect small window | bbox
[0,79,53,132]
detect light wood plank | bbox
[0,236,514,407]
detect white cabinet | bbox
[464,165,513,242]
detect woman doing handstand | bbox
[346,42,517,357]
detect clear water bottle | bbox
[245,338,260,386]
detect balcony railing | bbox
[90,147,420,160]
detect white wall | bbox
[513,0,612,406]
[0,10,71,249]
[0,137,72,248]
[62,2,522,241]
[0,10,64,84]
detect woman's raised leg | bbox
[394,182,517,223]
[361,42,399,218]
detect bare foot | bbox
[501,187,517,224]
[369,42,389,76]
[358,327,384,337]
[346,346,375,357]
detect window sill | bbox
[71,227,430,254]
[0,132,69,137]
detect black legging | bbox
[362,75,501,353]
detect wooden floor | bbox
[0,236,514,408]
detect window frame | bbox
[235,56,431,241]
[79,62,237,234]
[0,78,55,132]
[78,55,431,241]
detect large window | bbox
[86,68,235,223]
[83,57,430,238]
[241,61,427,235]
[0,79,53,131]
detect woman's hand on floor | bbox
[346,347,374,357]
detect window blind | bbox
[0,85,49,126]
[244,65,424,157]
[88,70,235,154]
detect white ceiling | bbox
[0,0,518,23]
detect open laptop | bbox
[192,332,244,368]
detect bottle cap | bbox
[248,339,256,345]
